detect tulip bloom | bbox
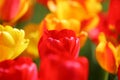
[0,57,38,80]
[0,0,34,25]
[0,25,29,62]
[38,29,80,59]
[96,33,119,74]
[39,55,89,80]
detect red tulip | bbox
[39,55,89,80]
[0,57,38,80]
[0,0,34,25]
[38,29,80,59]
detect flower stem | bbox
[104,72,109,80]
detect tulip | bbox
[0,25,29,62]
[96,33,118,74]
[0,57,38,80]
[38,29,80,59]
[39,55,89,80]
[0,0,34,25]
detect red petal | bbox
[39,55,89,80]
[0,57,38,80]
[0,0,20,21]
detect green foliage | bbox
[80,39,109,80]
[102,0,110,12]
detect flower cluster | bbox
[0,0,120,80]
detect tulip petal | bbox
[96,38,117,74]
[0,25,29,61]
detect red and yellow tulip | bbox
[95,32,120,74]
[0,0,34,25]
[96,33,118,74]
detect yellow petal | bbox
[77,31,88,48]
[21,24,40,58]
[96,39,118,74]
[0,25,29,61]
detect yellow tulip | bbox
[0,25,29,61]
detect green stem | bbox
[103,72,109,80]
